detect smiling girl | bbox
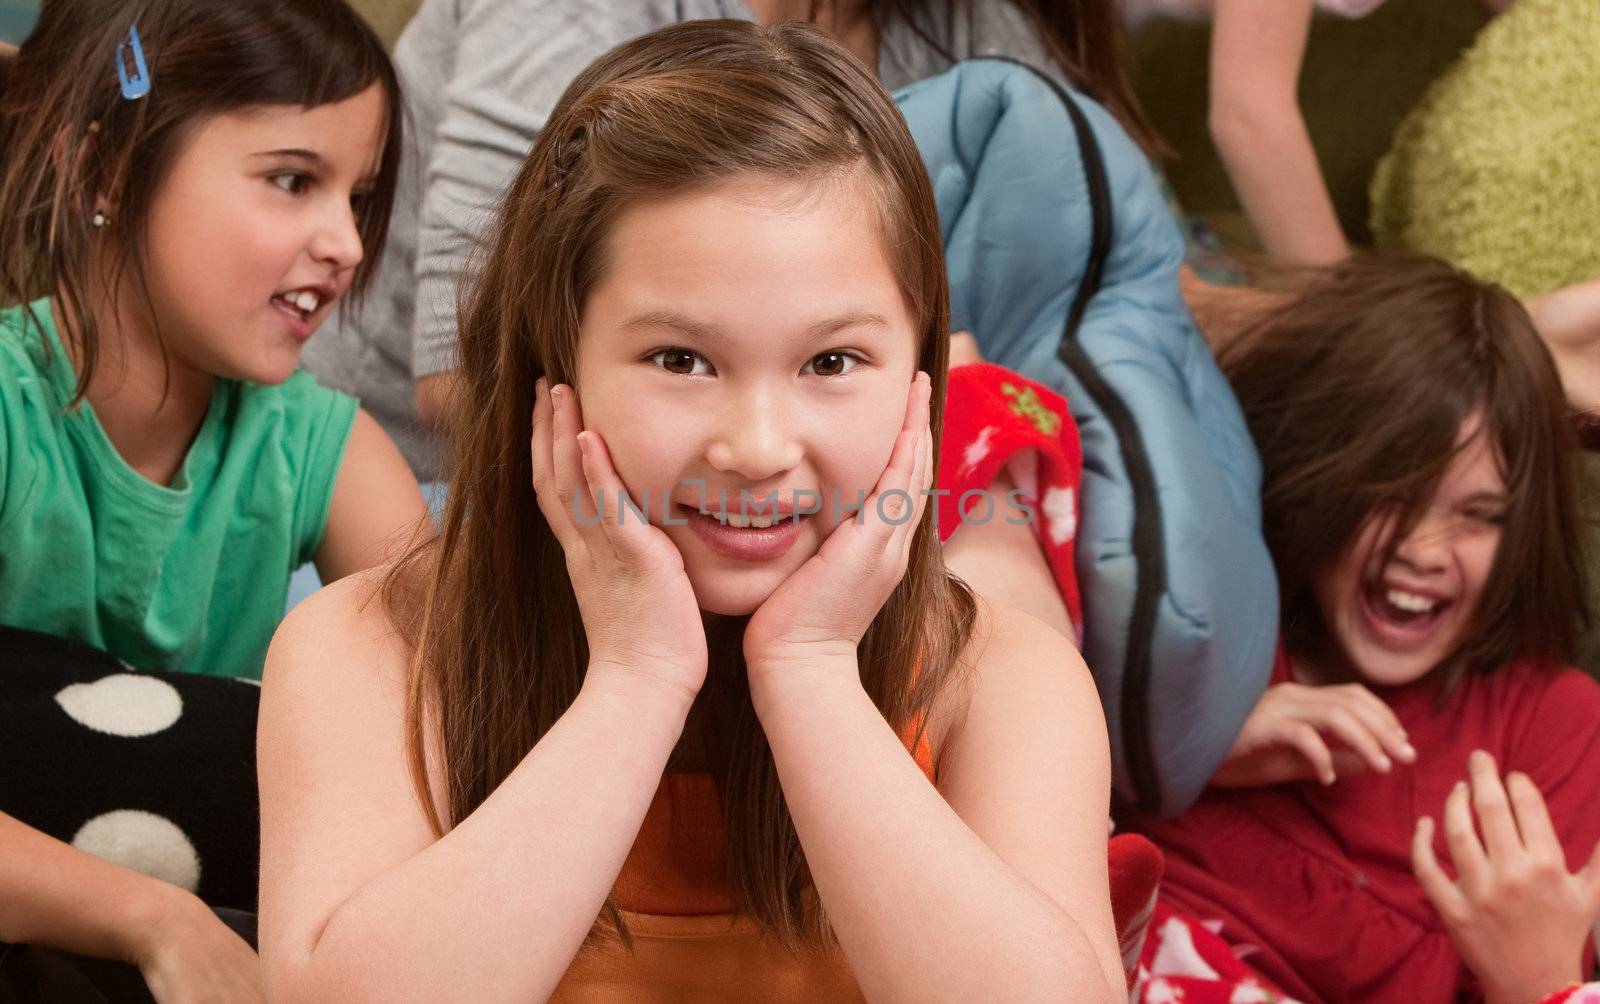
[257,19,1121,1001]
[1125,255,1600,1003]
[0,0,423,995]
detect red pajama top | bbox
[1126,649,1600,1003]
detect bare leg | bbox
[941,467,1076,642]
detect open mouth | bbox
[1361,579,1451,635]
[271,288,325,324]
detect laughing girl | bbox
[1126,255,1600,1004]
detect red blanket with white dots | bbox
[935,362,1083,641]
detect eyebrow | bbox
[251,148,379,189]
[620,309,890,343]
[251,148,323,164]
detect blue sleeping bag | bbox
[893,60,1279,815]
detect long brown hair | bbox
[0,0,402,403]
[1221,253,1585,686]
[874,0,1168,157]
[385,19,976,946]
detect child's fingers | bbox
[865,375,929,547]
[575,430,650,562]
[1306,702,1393,775]
[550,384,599,528]
[1333,684,1415,762]
[1468,750,1523,861]
[1281,720,1337,786]
[1443,779,1490,887]
[1504,771,1562,859]
[530,378,581,551]
[1413,816,1469,923]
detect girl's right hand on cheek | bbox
[531,379,707,702]
[1211,681,1417,788]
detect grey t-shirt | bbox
[305,0,1052,479]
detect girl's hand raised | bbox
[1210,680,1416,788]
[1413,751,1600,1004]
[531,379,707,701]
[742,372,934,679]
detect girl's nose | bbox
[311,200,365,272]
[1393,513,1453,571]
[704,388,802,482]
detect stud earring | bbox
[92,210,110,228]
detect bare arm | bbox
[0,811,261,999]
[749,598,1122,1002]
[313,409,432,584]
[256,577,693,1002]
[1526,277,1600,413]
[1209,0,1349,266]
[413,371,461,432]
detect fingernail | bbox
[1400,742,1417,760]
[1378,756,1392,772]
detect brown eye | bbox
[649,348,708,375]
[806,352,857,377]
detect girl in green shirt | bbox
[0,0,428,996]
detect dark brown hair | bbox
[1222,253,1585,686]
[384,20,975,947]
[875,0,1168,157]
[0,0,402,402]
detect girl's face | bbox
[1311,417,1507,687]
[575,172,920,615]
[130,84,385,385]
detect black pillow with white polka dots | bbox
[0,626,260,911]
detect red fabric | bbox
[1109,833,1164,990]
[1124,648,1600,1003]
[936,363,1083,637]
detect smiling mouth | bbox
[1363,580,1451,633]
[271,289,324,322]
[677,503,811,529]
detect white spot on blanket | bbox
[72,809,201,892]
[1041,486,1077,545]
[958,425,997,477]
[55,674,182,737]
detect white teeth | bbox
[696,506,778,529]
[1386,589,1436,614]
[291,291,320,314]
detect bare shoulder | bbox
[928,591,1105,766]
[261,564,416,740]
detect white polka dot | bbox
[1041,486,1077,546]
[959,425,998,477]
[55,674,183,737]
[71,810,201,892]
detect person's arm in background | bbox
[1209,0,1349,266]
[410,1,673,432]
[1526,277,1600,413]
[314,410,431,583]
[0,811,262,1000]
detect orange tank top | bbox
[549,723,937,1002]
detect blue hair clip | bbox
[115,24,151,101]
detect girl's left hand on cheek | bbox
[742,372,933,679]
[1412,750,1600,1004]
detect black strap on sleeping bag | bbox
[967,58,1168,813]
